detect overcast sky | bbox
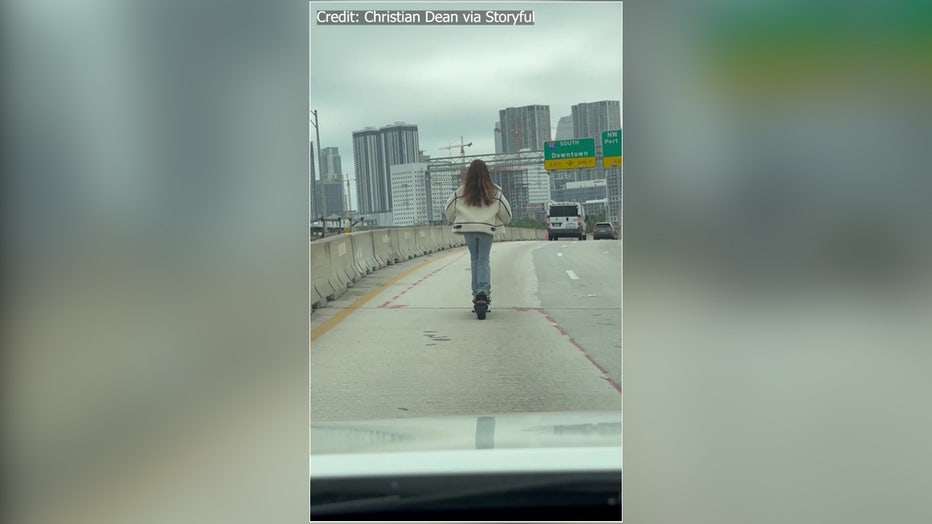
[310,1,622,208]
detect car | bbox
[311,411,622,520]
[592,222,617,240]
[546,202,586,241]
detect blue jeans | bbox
[464,232,493,298]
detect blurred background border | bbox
[3,0,932,523]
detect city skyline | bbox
[310,1,622,210]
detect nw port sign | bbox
[601,130,622,168]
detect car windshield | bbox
[309,0,622,506]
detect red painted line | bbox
[516,307,622,394]
[377,253,467,311]
[390,253,466,297]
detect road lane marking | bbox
[566,270,579,280]
[378,254,464,308]
[310,249,461,343]
[513,307,622,394]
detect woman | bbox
[444,159,513,311]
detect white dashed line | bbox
[566,270,579,280]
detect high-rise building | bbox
[554,115,574,140]
[390,163,425,226]
[381,123,420,182]
[352,128,383,215]
[320,179,345,218]
[352,122,420,214]
[494,121,502,154]
[606,167,622,226]
[523,159,552,206]
[320,147,342,183]
[489,156,550,220]
[571,100,621,146]
[313,146,345,217]
[497,105,551,153]
[490,166,529,218]
[389,162,458,226]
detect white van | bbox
[546,201,586,241]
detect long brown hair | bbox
[462,159,495,207]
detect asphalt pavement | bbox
[310,239,622,422]
[533,236,623,386]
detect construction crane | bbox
[437,136,473,210]
[440,136,473,163]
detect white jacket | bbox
[444,184,513,235]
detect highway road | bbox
[310,237,622,422]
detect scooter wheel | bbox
[475,303,487,320]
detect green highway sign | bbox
[602,129,622,168]
[544,138,596,170]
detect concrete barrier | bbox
[327,235,357,295]
[351,231,376,276]
[395,229,414,260]
[428,227,445,252]
[410,228,424,257]
[426,227,439,253]
[310,241,336,306]
[310,257,320,305]
[396,229,417,260]
[312,227,549,308]
[388,229,404,260]
[440,226,453,249]
[414,226,432,255]
[345,234,363,277]
[372,229,394,267]
[389,229,405,262]
[411,226,433,256]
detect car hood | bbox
[311,410,622,455]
